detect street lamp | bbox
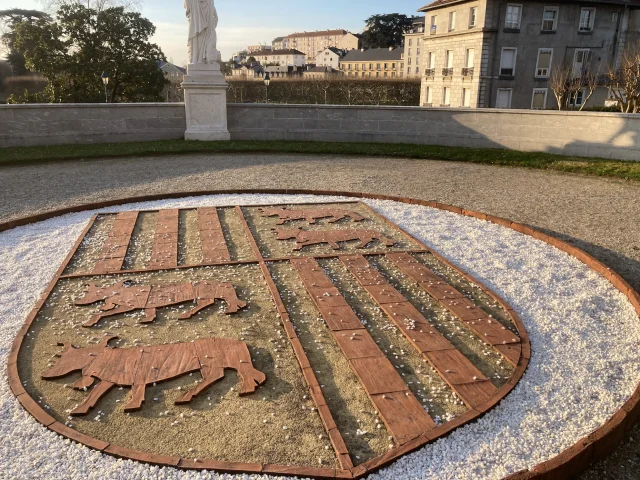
[263,72,270,104]
[101,72,109,103]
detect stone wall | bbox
[228,104,640,161]
[1,103,638,161]
[0,103,185,147]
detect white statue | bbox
[184,0,219,64]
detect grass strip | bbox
[0,140,638,181]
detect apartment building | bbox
[419,0,640,109]
[316,47,346,69]
[251,49,306,67]
[248,43,271,53]
[339,48,405,79]
[284,30,360,63]
[404,16,426,78]
[272,37,289,50]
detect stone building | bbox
[252,49,306,67]
[272,37,289,50]
[284,30,360,63]
[316,47,347,69]
[339,48,405,78]
[302,66,343,79]
[418,0,640,109]
[404,16,426,78]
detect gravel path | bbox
[1,154,639,478]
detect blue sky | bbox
[9,0,425,65]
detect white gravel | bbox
[1,194,638,480]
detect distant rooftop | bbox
[287,29,348,38]
[252,49,306,56]
[342,47,404,62]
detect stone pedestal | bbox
[182,62,230,141]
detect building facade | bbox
[339,48,405,79]
[231,64,264,79]
[247,43,271,53]
[272,37,289,50]
[252,49,306,67]
[316,47,346,69]
[418,0,639,109]
[285,30,360,63]
[404,17,426,78]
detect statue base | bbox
[182,63,230,141]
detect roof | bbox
[341,47,404,62]
[286,29,348,39]
[155,60,186,74]
[252,49,305,56]
[325,47,345,55]
[272,37,284,42]
[264,65,297,73]
[419,0,640,11]
[305,66,340,73]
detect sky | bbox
[2,0,425,65]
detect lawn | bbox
[0,140,638,181]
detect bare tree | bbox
[606,41,640,113]
[550,61,571,110]
[38,0,142,14]
[550,58,602,111]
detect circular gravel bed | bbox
[2,194,639,480]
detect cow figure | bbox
[275,227,398,251]
[76,280,247,328]
[259,207,365,225]
[42,336,267,416]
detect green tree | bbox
[0,9,50,75]
[12,4,165,103]
[246,56,256,65]
[361,13,413,49]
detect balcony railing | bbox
[425,68,435,77]
[442,68,454,77]
[462,67,474,77]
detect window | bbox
[417,48,421,55]
[408,57,412,65]
[569,88,586,106]
[384,63,388,70]
[463,88,471,107]
[443,87,451,106]
[376,71,380,77]
[409,39,413,46]
[428,52,435,69]
[446,50,454,68]
[573,48,591,77]
[384,72,388,78]
[348,64,352,70]
[392,62,396,68]
[531,88,548,109]
[431,15,438,34]
[505,4,522,29]
[470,7,478,27]
[376,63,381,70]
[408,67,412,74]
[416,56,420,65]
[369,63,373,70]
[425,86,433,104]
[496,89,513,108]
[542,6,559,32]
[580,8,595,32]
[536,48,553,77]
[465,48,475,68]
[408,48,412,56]
[449,11,456,31]
[416,67,420,74]
[500,47,517,76]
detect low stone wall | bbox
[228,105,640,161]
[1,103,638,161]
[0,103,185,147]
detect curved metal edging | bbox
[3,189,637,480]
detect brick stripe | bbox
[291,257,436,446]
[341,254,496,410]
[148,209,180,270]
[197,207,231,264]
[93,211,138,274]
[387,252,522,367]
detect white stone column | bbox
[182,62,230,141]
